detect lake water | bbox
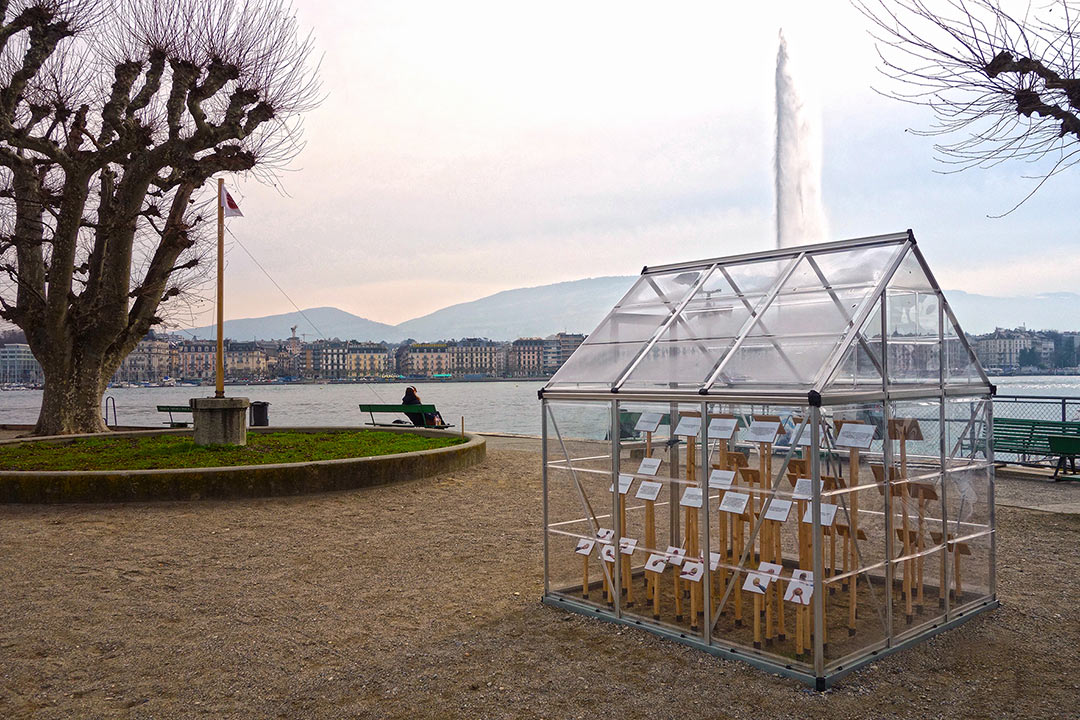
[1,375,1078,436]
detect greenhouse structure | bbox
[539,231,997,688]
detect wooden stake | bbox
[775,519,785,640]
[582,554,589,599]
[849,448,860,635]
[753,585,762,648]
[645,499,656,598]
[795,597,804,657]
[652,567,661,620]
[733,512,743,625]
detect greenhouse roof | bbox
[544,231,992,404]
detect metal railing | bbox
[993,394,1080,467]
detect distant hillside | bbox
[185,306,403,343]
[395,276,634,340]
[181,278,1080,342]
[181,277,635,342]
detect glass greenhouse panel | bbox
[810,242,903,289]
[619,269,704,309]
[821,406,890,667]
[886,252,941,386]
[547,342,639,389]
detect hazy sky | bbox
[203,1,1078,329]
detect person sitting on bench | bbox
[402,386,444,427]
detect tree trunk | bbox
[34,353,113,435]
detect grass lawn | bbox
[0,431,465,471]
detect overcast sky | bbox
[202,1,1077,329]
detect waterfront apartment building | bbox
[0,343,43,385]
[402,342,450,376]
[349,343,390,377]
[225,341,268,379]
[113,336,171,383]
[974,329,1034,368]
[178,339,217,380]
[316,340,350,379]
[509,337,546,377]
[447,338,505,376]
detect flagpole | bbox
[215,177,225,399]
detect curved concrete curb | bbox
[0,426,485,504]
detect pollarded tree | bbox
[857,0,1080,208]
[0,0,319,434]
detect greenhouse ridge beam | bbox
[641,231,911,276]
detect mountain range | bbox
[181,277,1080,342]
[182,276,635,342]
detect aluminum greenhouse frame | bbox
[539,231,997,688]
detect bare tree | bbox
[0,0,319,434]
[857,0,1080,207]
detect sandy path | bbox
[0,447,1077,719]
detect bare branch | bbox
[857,0,1080,205]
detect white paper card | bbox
[718,492,750,515]
[596,528,614,542]
[791,569,814,584]
[762,499,792,522]
[665,546,686,566]
[609,474,634,495]
[785,581,813,605]
[637,457,662,476]
[836,422,876,449]
[645,553,667,573]
[674,416,702,437]
[635,480,663,501]
[709,552,723,571]
[746,420,781,444]
[785,429,812,447]
[802,503,838,527]
[619,537,637,555]
[743,572,771,594]
[792,477,822,500]
[574,538,595,555]
[708,469,736,489]
[680,486,703,508]
[758,562,783,576]
[634,412,664,433]
[600,544,617,563]
[707,417,737,439]
[680,561,705,583]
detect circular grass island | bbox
[0,427,485,503]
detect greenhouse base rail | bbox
[541,592,998,690]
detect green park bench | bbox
[1048,435,1080,480]
[358,403,453,429]
[991,417,1080,478]
[157,404,193,428]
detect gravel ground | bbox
[0,444,1078,719]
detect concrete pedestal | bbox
[191,397,250,446]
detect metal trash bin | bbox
[250,401,270,427]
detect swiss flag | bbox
[220,184,243,217]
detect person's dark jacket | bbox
[402,388,426,426]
